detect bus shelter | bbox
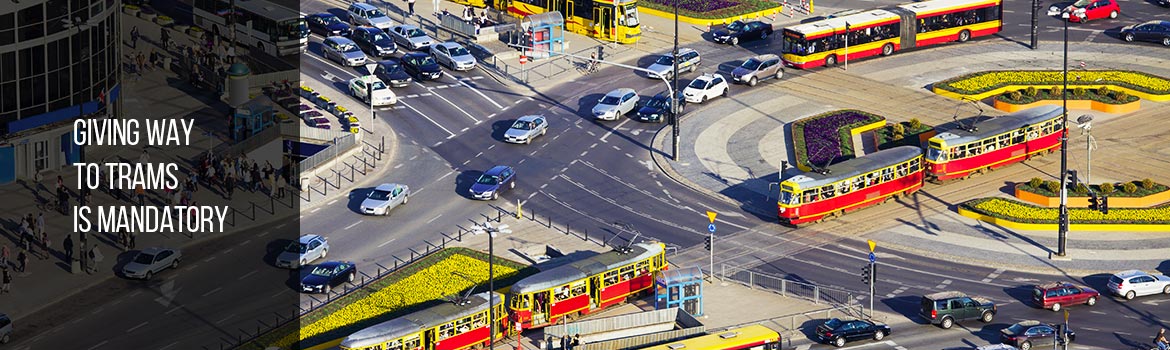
[520,12,564,59]
[654,266,704,316]
[232,98,275,141]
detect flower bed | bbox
[933,70,1170,101]
[791,110,885,170]
[875,118,935,150]
[639,0,781,20]
[960,197,1170,224]
[996,86,1139,105]
[244,248,535,350]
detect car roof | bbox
[355,26,380,34]
[517,115,543,122]
[374,183,402,191]
[312,13,336,18]
[299,234,324,243]
[694,73,723,82]
[923,291,967,300]
[396,24,420,30]
[606,88,636,97]
[1035,281,1074,290]
[318,261,352,268]
[750,54,781,61]
[436,41,462,49]
[1014,320,1042,328]
[327,36,356,44]
[352,75,383,84]
[378,58,403,65]
[1113,270,1148,278]
[665,48,697,56]
[485,165,512,176]
[140,247,169,254]
[404,52,429,58]
[351,3,376,10]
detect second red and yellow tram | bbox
[778,146,925,226]
[925,105,1065,181]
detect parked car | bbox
[307,13,352,37]
[322,36,367,67]
[347,2,393,30]
[731,54,784,87]
[276,234,329,268]
[1050,0,1119,23]
[713,20,773,45]
[919,291,996,329]
[300,261,357,294]
[348,75,397,106]
[504,115,548,144]
[402,52,443,81]
[1032,281,1099,311]
[635,92,685,123]
[644,48,700,80]
[122,247,181,280]
[1120,20,1170,46]
[592,88,640,121]
[1107,269,1170,300]
[373,58,414,87]
[431,42,477,71]
[389,24,435,51]
[1000,320,1075,350]
[0,313,11,344]
[815,318,891,347]
[360,183,410,215]
[470,165,515,200]
[682,73,729,104]
[351,26,397,57]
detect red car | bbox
[1032,282,1099,312]
[1055,0,1120,23]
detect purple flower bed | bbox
[791,110,885,169]
[639,0,779,20]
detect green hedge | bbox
[934,70,1170,96]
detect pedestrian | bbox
[80,185,91,206]
[63,234,73,264]
[87,244,103,274]
[1,244,9,269]
[35,211,44,237]
[40,229,50,260]
[1,267,10,294]
[56,175,64,191]
[135,184,146,206]
[56,185,69,214]
[17,250,27,273]
[160,27,170,50]
[18,217,31,252]
[569,334,580,350]
[407,0,416,15]
[131,26,140,48]
[463,5,474,22]
[129,230,137,249]
[1156,328,1169,350]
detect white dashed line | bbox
[215,313,236,325]
[311,207,321,213]
[461,127,470,132]
[126,321,149,333]
[625,153,634,158]
[612,145,621,150]
[158,341,181,350]
[426,214,443,223]
[540,184,548,189]
[394,163,404,169]
[87,340,109,350]
[586,131,596,136]
[259,230,270,237]
[238,239,251,246]
[344,221,362,230]
[589,143,598,149]
[487,113,497,118]
[238,270,259,280]
[378,239,397,248]
[518,159,526,164]
[475,152,483,157]
[327,199,338,205]
[201,287,223,297]
[580,151,588,157]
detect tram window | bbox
[852,177,864,191]
[571,280,587,296]
[820,185,836,199]
[910,158,920,171]
[896,163,907,177]
[604,270,619,286]
[620,265,635,281]
[387,339,403,350]
[803,191,817,203]
[838,181,851,194]
[472,312,486,329]
[574,1,593,21]
[1012,130,1025,144]
[636,260,650,275]
[881,168,894,182]
[440,322,456,339]
[457,317,472,333]
[404,336,421,349]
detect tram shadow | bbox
[713,171,782,222]
[880,295,929,325]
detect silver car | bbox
[361,183,410,215]
[504,115,548,144]
[592,88,639,121]
[389,24,434,51]
[347,3,393,30]
[276,234,329,268]
[122,247,181,280]
[731,54,784,87]
[431,42,477,71]
[0,313,11,344]
[322,36,367,67]
[644,48,700,80]
[1107,270,1170,300]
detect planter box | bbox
[1014,184,1170,207]
[994,98,1140,114]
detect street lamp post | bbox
[472,222,511,347]
[1055,11,1081,258]
[61,16,94,274]
[671,0,680,161]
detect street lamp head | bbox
[1075,114,1094,125]
[1061,12,1070,19]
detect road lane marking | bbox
[378,239,397,248]
[580,151,588,157]
[445,71,505,109]
[518,159,526,164]
[239,239,251,246]
[475,152,483,157]
[462,127,470,132]
[202,287,223,297]
[216,313,236,325]
[589,143,598,149]
[400,101,457,138]
[238,270,259,280]
[599,119,631,143]
[327,199,338,205]
[428,87,480,122]
[259,230,270,237]
[982,268,1005,282]
[126,321,149,333]
[275,223,286,229]
[488,113,497,119]
[344,221,362,230]
[159,341,181,350]
[165,306,182,315]
[395,163,404,169]
[86,340,108,350]
[311,207,321,213]
[425,214,443,223]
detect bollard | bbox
[252,202,256,218]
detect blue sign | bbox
[708,223,716,233]
[868,252,876,263]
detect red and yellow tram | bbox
[508,242,667,331]
[340,291,507,350]
[925,105,1065,181]
[778,146,925,226]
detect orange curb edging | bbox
[1014,185,1170,208]
[993,98,1140,113]
[956,207,1170,231]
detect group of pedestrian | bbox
[560,334,581,350]
[19,213,50,261]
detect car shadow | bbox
[491,119,513,143]
[798,318,826,344]
[575,93,607,119]
[717,59,746,76]
[881,295,929,324]
[325,8,350,20]
[455,170,484,199]
[113,249,140,279]
[285,263,315,290]
[1003,285,1037,306]
[1081,273,1114,298]
[970,322,1012,344]
[265,238,296,267]
[347,186,377,214]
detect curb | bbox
[648,121,775,219]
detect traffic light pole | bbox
[862,261,875,318]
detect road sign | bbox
[706,211,717,223]
[867,239,876,252]
[708,223,716,233]
[868,252,876,263]
[519,55,528,64]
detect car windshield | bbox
[1109,275,1124,284]
[741,59,763,70]
[381,62,403,73]
[449,46,470,56]
[134,253,156,264]
[727,21,745,31]
[409,29,427,38]
[654,55,674,65]
[339,43,360,53]
[646,97,668,109]
[476,175,499,185]
[285,242,306,253]
[824,318,842,329]
[368,9,386,17]
[321,15,341,25]
[1072,0,1091,7]
[512,120,534,130]
[600,96,622,105]
[1006,324,1028,335]
[419,56,437,65]
[372,32,390,42]
[310,266,333,276]
[368,189,392,200]
[688,79,710,89]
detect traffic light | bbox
[1068,170,1079,188]
[1088,192,1099,211]
[704,237,711,251]
[1101,196,1109,214]
[862,265,871,285]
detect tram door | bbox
[424,328,436,350]
[532,291,550,325]
[589,276,601,309]
[594,7,613,39]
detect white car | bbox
[360,183,410,215]
[503,115,548,144]
[122,247,181,280]
[431,42,477,71]
[682,73,729,104]
[645,48,700,80]
[592,88,639,121]
[347,3,393,30]
[1107,270,1170,300]
[349,75,397,106]
[276,234,329,268]
[389,24,435,51]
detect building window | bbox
[18,4,45,42]
[33,140,49,173]
[0,13,14,46]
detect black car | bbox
[816,318,891,347]
[307,13,352,37]
[634,92,685,123]
[300,261,356,294]
[373,59,413,87]
[351,26,397,57]
[1120,20,1170,47]
[1000,320,1075,350]
[402,52,442,81]
[712,20,773,45]
[1160,0,1168,7]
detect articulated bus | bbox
[778,146,924,226]
[340,292,507,350]
[781,0,1002,69]
[451,0,642,44]
[925,105,1065,181]
[509,243,666,331]
[192,0,309,56]
[637,325,782,350]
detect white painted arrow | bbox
[154,280,182,307]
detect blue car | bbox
[351,26,397,58]
[307,13,351,37]
[300,261,356,294]
[470,165,515,200]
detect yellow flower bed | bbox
[936,70,1170,95]
[267,254,518,349]
[961,197,1170,224]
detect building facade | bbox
[0,0,121,184]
